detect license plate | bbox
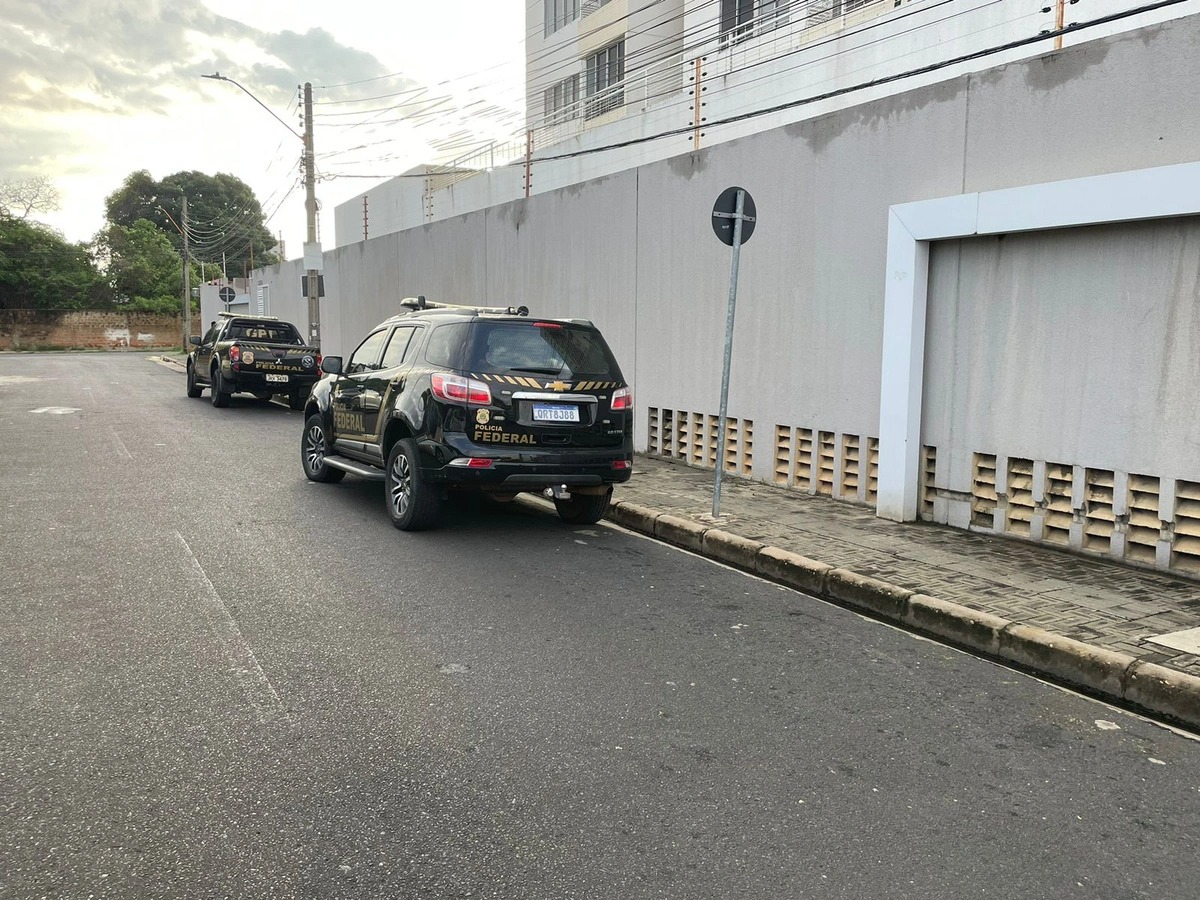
[533,403,579,423]
[265,373,289,383]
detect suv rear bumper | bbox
[422,435,632,489]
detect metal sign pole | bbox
[712,189,747,519]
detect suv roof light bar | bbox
[218,311,280,320]
[400,295,528,317]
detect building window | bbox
[585,40,624,119]
[545,0,581,36]
[544,75,581,125]
[721,0,789,43]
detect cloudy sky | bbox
[2,0,525,258]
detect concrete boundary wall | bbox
[256,14,1200,570]
[0,311,188,351]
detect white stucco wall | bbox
[263,15,1200,572]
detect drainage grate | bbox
[1083,468,1116,553]
[773,426,792,485]
[723,417,739,474]
[1006,457,1035,538]
[1126,474,1161,565]
[1044,463,1073,545]
[817,431,836,496]
[921,446,937,521]
[866,437,880,506]
[841,434,860,501]
[673,410,689,460]
[971,453,998,528]
[740,419,754,476]
[1172,479,1200,574]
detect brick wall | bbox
[0,311,200,351]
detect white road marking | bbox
[30,407,81,414]
[110,429,132,459]
[173,531,290,726]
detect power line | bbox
[524,0,1194,165]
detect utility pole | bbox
[303,82,322,349]
[181,196,191,351]
[201,71,317,343]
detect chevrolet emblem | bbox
[544,380,570,391]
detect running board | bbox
[324,457,386,481]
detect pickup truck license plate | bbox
[265,373,289,383]
[533,404,579,423]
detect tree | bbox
[0,215,106,311]
[104,170,278,277]
[95,219,193,315]
[0,176,62,220]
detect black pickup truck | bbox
[187,313,321,410]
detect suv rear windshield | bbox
[227,321,304,344]
[428,320,623,380]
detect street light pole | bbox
[202,71,321,348]
[303,82,321,349]
[181,196,191,350]
[155,201,191,351]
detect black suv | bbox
[300,298,633,530]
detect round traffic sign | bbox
[218,286,236,305]
[711,186,757,246]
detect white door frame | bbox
[876,160,1200,521]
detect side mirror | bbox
[321,356,343,375]
[189,336,201,346]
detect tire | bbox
[186,362,202,398]
[288,389,307,411]
[553,489,611,525]
[211,365,230,408]
[385,438,441,531]
[301,415,345,483]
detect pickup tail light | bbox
[610,386,632,411]
[432,373,492,405]
[612,459,632,471]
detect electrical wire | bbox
[521,0,1195,164]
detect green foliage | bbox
[0,215,107,310]
[105,170,279,277]
[97,219,189,315]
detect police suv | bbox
[300,298,634,530]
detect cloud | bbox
[0,0,401,172]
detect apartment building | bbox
[337,0,1194,246]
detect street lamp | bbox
[201,72,323,349]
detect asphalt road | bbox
[3,352,1200,900]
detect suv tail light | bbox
[611,386,632,411]
[432,373,492,405]
[229,344,241,363]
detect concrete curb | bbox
[602,501,1200,733]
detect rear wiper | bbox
[509,367,563,375]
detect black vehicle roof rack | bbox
[217,311,279,320]
[400,295,528,317]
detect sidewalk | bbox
[606,455,1200,732]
